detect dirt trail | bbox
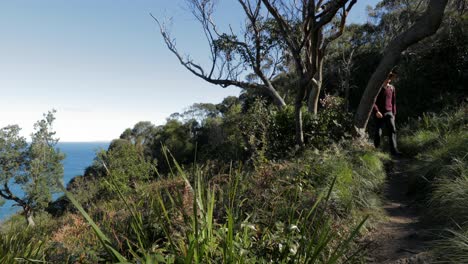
[365,158,433,264]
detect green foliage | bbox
[241,99,272,165]
[104,94,353,175]
[268,96,353,158]
[151,119,197,168]
[2,104,389,262]
[98,140,157,195]
[0,125,28,196]
[27,110,65,209]
[0,110,64,225]
[113,98,248,173]
[52,144,382,263]
[400,105,468,180]
[195,98,247,163]
[297,143,387,216]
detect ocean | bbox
[0,142,110,220]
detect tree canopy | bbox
[0,110,64,226]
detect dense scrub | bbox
[399,104,468,263]
[0,138,387,263]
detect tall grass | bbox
[0,226,46,263]
[430,157,468,224]
[399,104,468,262]
[434,228,468,264]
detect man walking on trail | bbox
[373,71,402,156]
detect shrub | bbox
[48,213,103,263]
[59,147,370,263]
[268,95,353,159]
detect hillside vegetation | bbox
[0,0,466,263]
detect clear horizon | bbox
[0,0,376,142]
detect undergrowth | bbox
[400,103,468,263]
[0,140,388,263]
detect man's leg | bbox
[385,113,400,154]
[374,118,384,148]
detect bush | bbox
[48,213,103,263]
[267,96,353,159]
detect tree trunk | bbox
[25,208,35,227]
[295,102,304,147]
[343,49,354,111]
[354,0,449,131]
[308,82,321,115]
[267,85,287,109]
[295,83,307,147]
[308,57,324,115]
[344,78,350,111]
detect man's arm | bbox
[392,86,396,115]
[374,88,383,118]
[373,104,380,113]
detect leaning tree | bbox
[154,0,357,147]
[354,0,449,132]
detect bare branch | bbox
[151,8,286,107]
[321,0,356,50]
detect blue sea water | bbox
[0,142,109,220]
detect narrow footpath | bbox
[366,158,433,264]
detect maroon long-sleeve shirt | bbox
[373,84,396,115]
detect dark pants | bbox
[374,112,399,154]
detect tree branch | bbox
[314,0,349,30]
[261,0,300,52]
[321,0,356,51]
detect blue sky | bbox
[0,0,377,142]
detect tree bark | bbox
[354,0,449,131]
[295,103,304,147]
[308,59,324,115]
[26,209,35,227]
[308,82,321,114]
[295,79,308,147]
[0,184,36,226]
